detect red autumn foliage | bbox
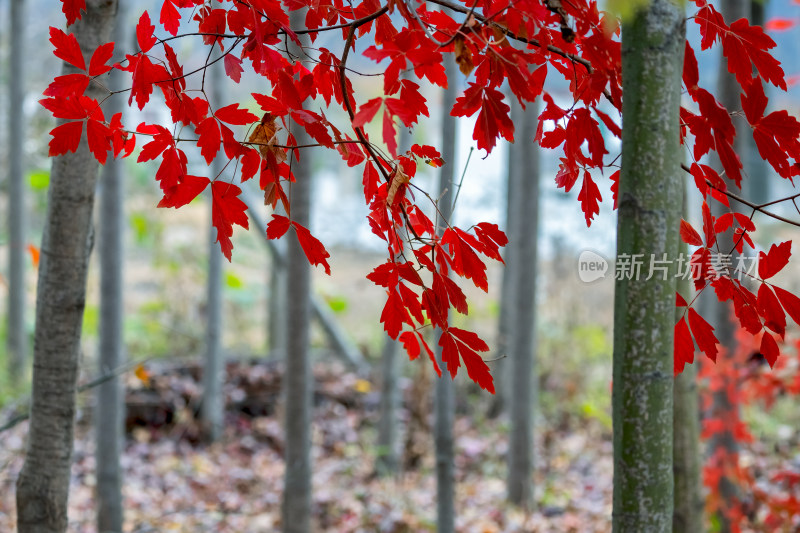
[45,0,800,392]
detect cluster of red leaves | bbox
[46,0,800,389]
[698,327,800,531]
[675,202,799,374]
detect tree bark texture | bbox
[613,2,684,531]
[281,9,313,532]
[16,2,118,532]
[672,179,703,533]
[7,0,28,381]
[95,2,128,531]
[375,337,401,476]
[434,52,458,533]
[706,2,750,531]
[487,93,520,420]
[506,95,540,509]
[375,125,411,478]
[202,24,227,443]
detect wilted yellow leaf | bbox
[354,379,371,393]
[27,244,40,268]
[134,363,151,386]
[248,113,286,164]
[386,164,410,207]
[454,36,475,77]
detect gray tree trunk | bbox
[487,89,520,420]
[375,337,400,476]
[375,126,411,478]
[672,180,702,533]
[202,24,227,443]
[239,186,367,371]
[268,241,287,360]
[705,2,750,530]
[95,2,128,531]
[16,2,119,532]
[744,1,767,207]
[7,0,27,381]
[506,96,540,508]
[434,52,458,533]
[613,2,684,531]
[281,9,313,532]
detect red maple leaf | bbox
[773,285,800,327]
[60,0,86,25]
[266,214,292,240]
[136,11,157,53]
[88,42,115,76]
[741,80,800,179]
[266,215,331,274]
[439,328,494,393]
[48,121,83,157]
[195,117,221,164]
[352,97,383,129]
[451,83,514,152]
[292,222,332,275]
[215,103,259,125]
[158,175,211,208]
[688,308,719,362]
[50,27,86,70]
[674,316,695,375]
[758,241,792,280]
[44,74,90,98]
[160,0,182,36]
[578,172,602,226]
[757,284,786,337]
[211,181,249,261]
[224,55,244,83]
[680,219,703,246]
[722,18,786,90]
[760,331,780,367]
[86,118,111,164]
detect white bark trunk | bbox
[202,18,227,443]
[613,1,684,530]
[434,52,458,533]
[95,2,128,531]
[7,0,28,381]
[506,95,540,508]
[281,9,313,532]
[16,3,118,532]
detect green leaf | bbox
[225,272,243,289]
[28,170,50,190]
[326,296,348,313]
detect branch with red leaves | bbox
[45,0,800,390]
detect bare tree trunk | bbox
[268,243,287,359]
[506,95,540,508]
[672,179,703,533]
[705,2,750,530]
[281,9,313,532]
[240,186,367,370]
[202,20,226,443]
[745,0,768,205]
[434,52,458,533]
[16,3,118,532]
[613,2,684,530]
[95,3,128,531]
[375,121,411,478]
[375,337,400,476]
[7,0,27,382]
[487,140,518,418]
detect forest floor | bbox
[2,357,799,532]
[0,359,615,533]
